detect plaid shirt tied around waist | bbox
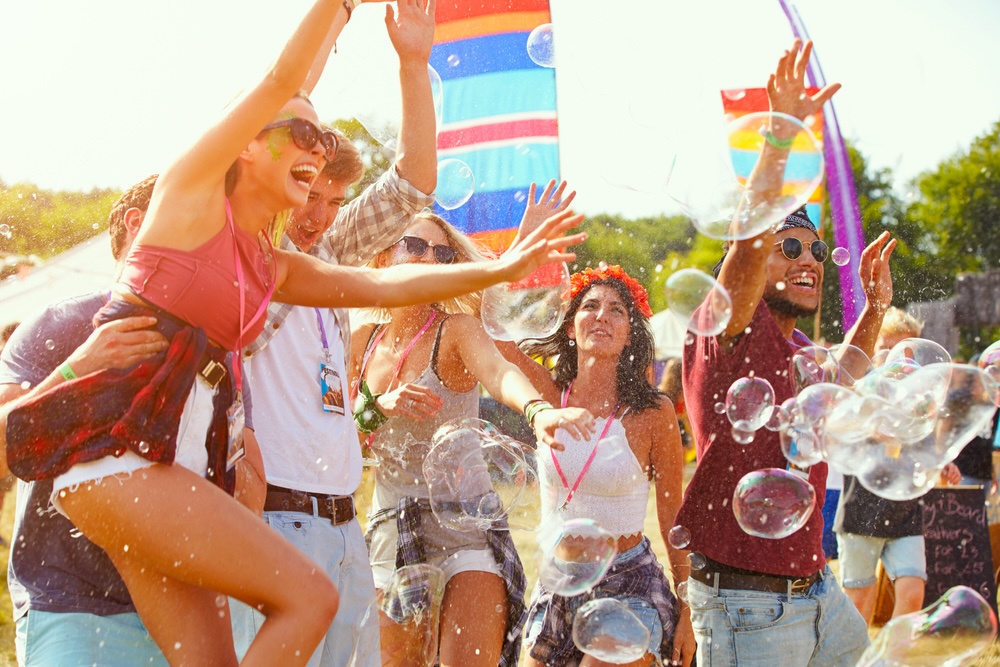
[6,299,236,494]
[367,495,528,667]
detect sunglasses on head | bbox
[776,237,829,263]
[398,236,458,264]
[260,118,338,162]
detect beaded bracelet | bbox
[354,380,388,434]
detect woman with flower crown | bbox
[502,183,696,667]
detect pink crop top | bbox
[118,201,276,351]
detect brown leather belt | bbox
[690,563,823,595]
[263,486,356,526]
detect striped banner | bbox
[720,88,825,230]
[431,0,560,251]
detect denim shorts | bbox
[836,532,926,588]
[16,610,168,667]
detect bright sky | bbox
[1,0,998,218]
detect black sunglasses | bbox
[398,236,458,264]
[260,118,338,162]
[776,237,829,263]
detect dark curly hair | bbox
[521,277,662,413]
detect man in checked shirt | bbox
[228,2,438,664]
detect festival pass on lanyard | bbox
[315,308,346,415]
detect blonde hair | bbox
[364,211,492,322]
[879,306,923,339]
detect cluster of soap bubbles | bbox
[423,418,540,532]
[536,518,617,597]
[481,263,570,342]
[859,586,997,667]
[736,338,1000,505]
[668,112,824,240]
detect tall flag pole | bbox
[778,0,866,329]
[431,1,560,253]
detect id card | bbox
[320,363,346,415]
[226,393,247,471]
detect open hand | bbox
[766,40,841,133]
[532,406,596,450]
[499,209,586,282]
[859,231,897,314]
[375,382,442,421]
[385,0,436,65]
[513,180,577,245]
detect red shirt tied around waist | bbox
[678,302,827,578]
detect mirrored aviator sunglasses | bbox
[778,237,829,263]
[400,236,458,264]
[260,118,338,161]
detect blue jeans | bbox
[687,566,868,667]
[230,512,379,667]
[16,610,167,667]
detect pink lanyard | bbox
[228,199,275,392]
[358,310,438,399]
[550,383,621,507]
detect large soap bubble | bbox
[668,112,823,240]
[481,263,569,342]
[572,598,651,664]
[526,23,555,67]
[791,345,841,392]
[859,586,997,667]
[725,376,775,432]
[885,337,952,368]
[435,159,475,210]
[732,468,816,539]
[423,418,539,532]
[537,519,617,596]
[664,268,733,337]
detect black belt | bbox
[264,485,356,526]
[690,561,823,595]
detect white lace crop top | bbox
[538,416,650,539]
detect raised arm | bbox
[389,0,438,194]
[153,1,351,205]
[841,231,896,359]
[275,210,585,308]
[720,40,840,343]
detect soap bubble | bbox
[667,112,823,240]
[526,23,555,67]
[791,345,841,391]
[537,519,616,596]
[664,269,733,337]
[732,468,816,539]
[423,418,538,532]
[0,224,11,239]
[886,337,952,368]
[572,598,650,664]
[481,263,569,342]
[428,64,443,130]
[831,247,850,266]
[346,602,379,667]
[380,565,445,666]
[731,421,756,444]
[44,339,55,351]
[435,159,475,210]
[780,424,824,468]
[688,552,707,570]
[725,376,775,432]
[667,525,691,550]
[858,586,997,667]
[826,344,874,387]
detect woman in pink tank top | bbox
[42,2,588,665]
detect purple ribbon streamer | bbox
[778,1,866,329]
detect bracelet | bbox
[525,401,554,428]
[353,380,388,434]
[764,131,795,149]
[58,362,77,381]
[522,398,548,415]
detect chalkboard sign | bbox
[922,486,998,615]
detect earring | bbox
[568,340,575,347]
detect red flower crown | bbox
[567,264,653,319]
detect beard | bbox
[763,291,819,319]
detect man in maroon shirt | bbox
[677,40,897,667]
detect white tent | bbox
[0,232,116,326]
[650,309,687,360]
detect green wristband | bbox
[765,131,795,149]
[58,362,77,381]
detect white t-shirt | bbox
[246,305,360,495]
